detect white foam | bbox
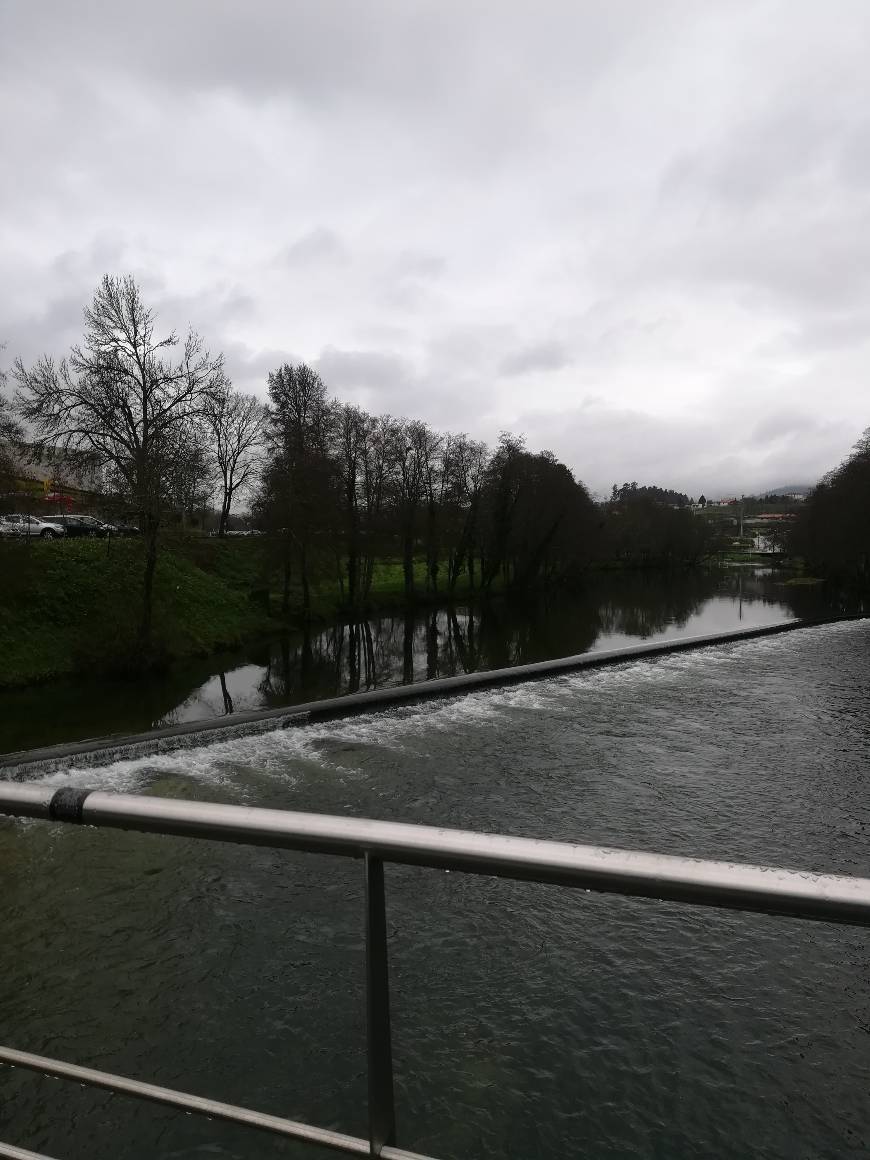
[14,621,865,793]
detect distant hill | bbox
[759,484,813,498]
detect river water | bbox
[0,566,854,755]
[1,600,869,1157]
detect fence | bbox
[1,781,870,1159]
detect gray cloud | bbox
[393,252,446,280]
[500,341,573,376]
[316,346,411,394]
[223,340,299,398]
[275,228,347,267]
[520,401,858,499]
[2,0,870,496]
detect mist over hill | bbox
[758,484,814,498]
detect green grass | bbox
[0,538,275,688]
[0,536,493,688]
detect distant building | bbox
[3,442,104,497]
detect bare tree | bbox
[357,412,393,602]
[204,377,267,535]
[445,434,489,592]
[0,344,23,487]
[418,425,447,593]
[264,363,335,616]
[389,419,430,600]
[332,402,368,607]
[14,275,223,646]
[164,420,215,529]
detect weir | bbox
[1,615,864,777]
[1,783,870,1159]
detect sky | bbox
[1,0,869,499]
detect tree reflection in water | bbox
[252,567,826,706]
[0,568,854,756]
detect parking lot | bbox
[0,512,141,539]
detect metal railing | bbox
[2,781,870,1160]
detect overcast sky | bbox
[2,1,869,497]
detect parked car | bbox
[103,520,141,537]
[41,514,110,538]
[0,513,65,539]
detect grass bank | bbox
[0,536,488,688]
[0,537,276,688]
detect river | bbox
[0,571,868,1158]
[0,566,855,756]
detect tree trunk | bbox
[402,610,414,684]
[348,622,360,692]
[364,621,375,684]
[281,557,292,615]
[449,609,469,672]
[347,548,358,608]
[402,527,415,602]
[346,513,359,610]
[426,611,439,679]
[426,504,438,594]
[301,542,311,618]
[141,512,159,650]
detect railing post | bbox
[364,853,396,1155]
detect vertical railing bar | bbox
[365,853,396,1155]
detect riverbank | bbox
[0,536,488,689]
[1,564,845,755]
[1,535,837,692]
[0,538,273,688]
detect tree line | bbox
[610,482,693,507]
[790,429,870,587]
[256,362,602,614]
[2,274,717,651]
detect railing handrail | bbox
[0,1047,428,1160]
[3,782,870,1160]
[3,783,870,925]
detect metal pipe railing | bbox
[0,1143,61,1160]
[2,782,870,1160]
[4,783,870,924]
[0,1047,428,1160]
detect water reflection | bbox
[0,567,859,755]
[160,568,840,728]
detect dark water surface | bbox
[1,614,870,1158]
[0,567,853,755]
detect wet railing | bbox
[2,782,870,1159]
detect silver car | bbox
[0,513,66,539]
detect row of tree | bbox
[256,361,602,613]
[2,274,721,651]
[610,482,694,507]
[790,430,870,586]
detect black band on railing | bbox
[48,788,92,823]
